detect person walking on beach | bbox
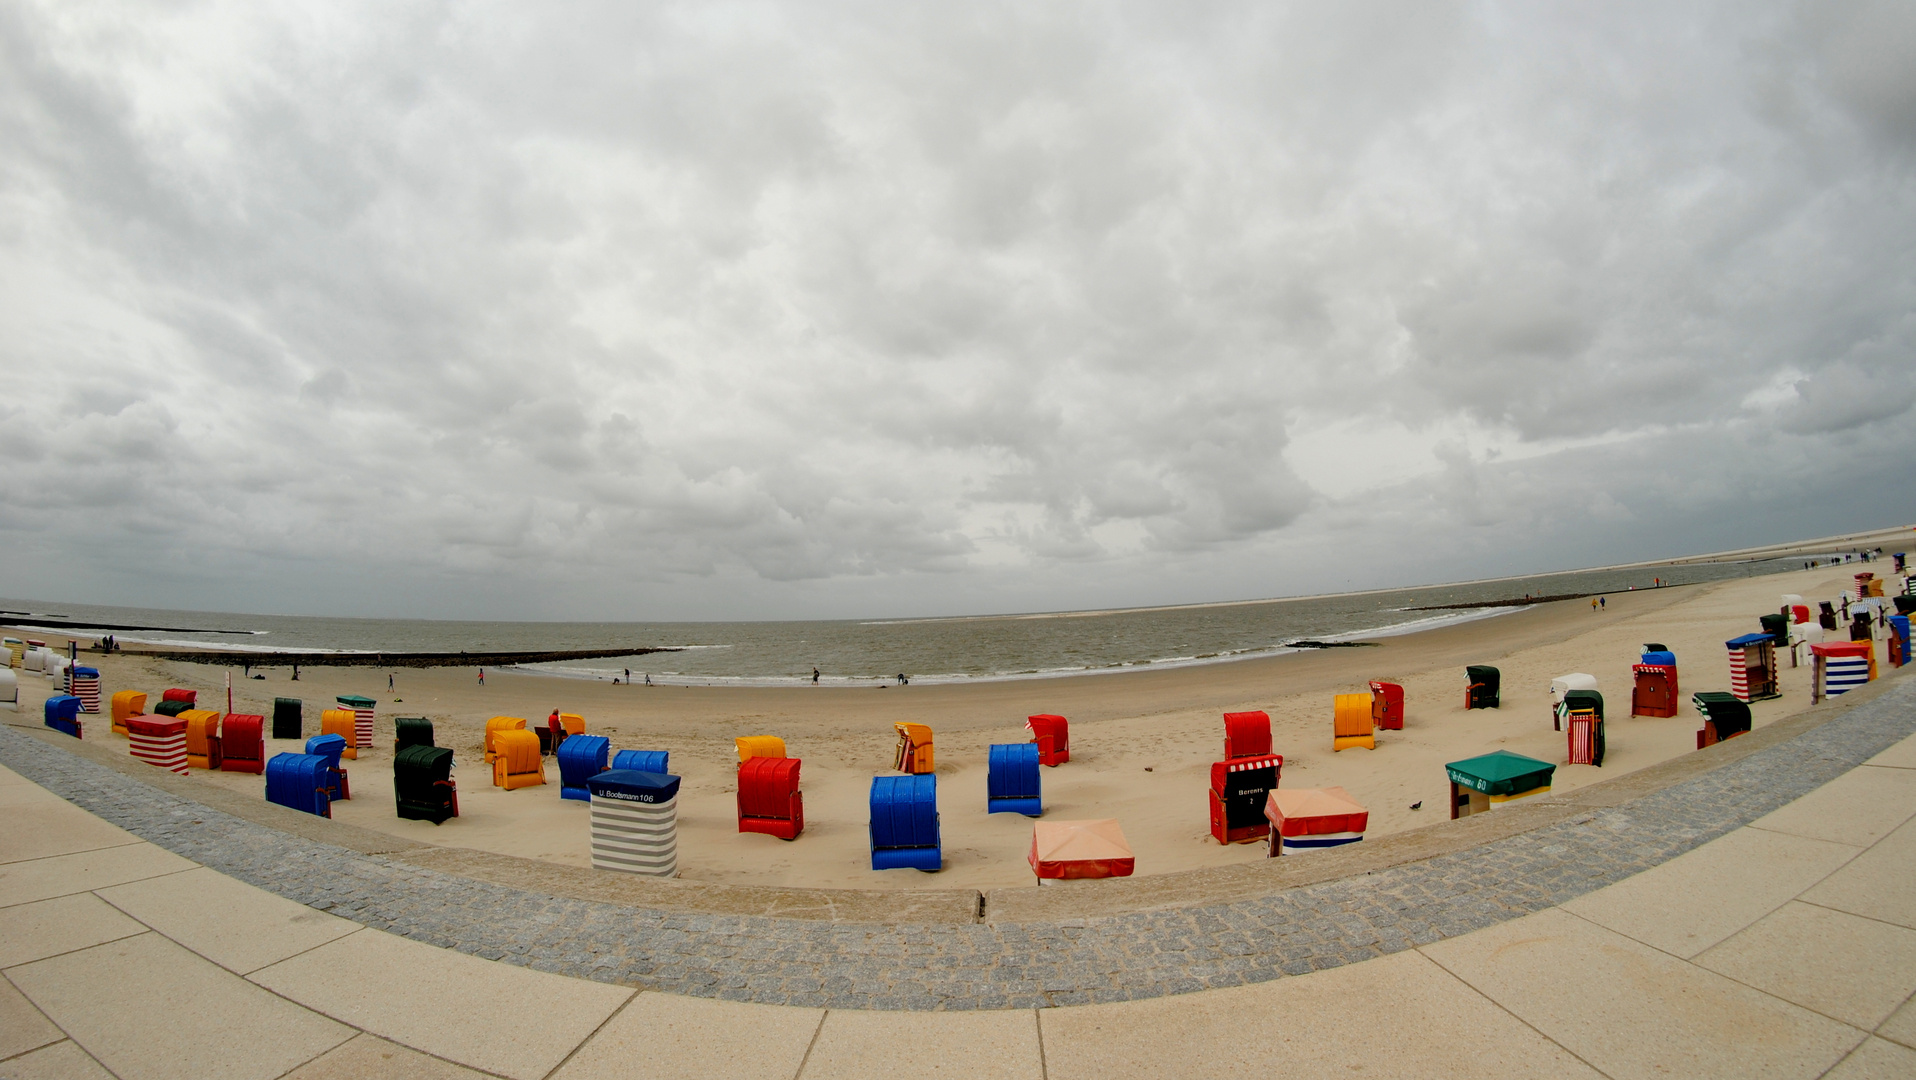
[1599,596,1606,610]
[388,672,395,691]
[812,667,821,684]
[645,673,652,686]
[478,668,485,686]
[1591,598,1598,612]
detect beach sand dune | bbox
[8,562,1893,892]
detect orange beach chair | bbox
[492,729,545,790]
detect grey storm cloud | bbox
[0,0,1913,621]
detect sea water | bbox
[0,555,1838,687]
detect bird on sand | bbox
[1409,801,1422,810]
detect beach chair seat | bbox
[1030,819,1133,880]
[44,695,83,739]
[590,770,680,877]
[987,743,1042,816]
[612,749,669,773]
[558,734,611,801]
[319,709,358,759]
[305,734,352,800]
[266,753,333,818]
[1368,682,1404,730]
[1465,665,1500,710]
[272,697,303,740]
[394,716,434,752]
[1222,710,1271,759]
[111,691,148,735]
[1209,753,1281,843]
[394,745,458,824]
[870,774,940,871]
[127,715,188,775]
[492,729,546,790]
[180,709,222,770]
[221,714,265,774]
[1265,787,1368,855]
[892,723,934,774]
[737,756,803,839]
[484,716,528,764]
[1332,693,1374,751]
[1025,714,1070,766]
[735,735,787,762]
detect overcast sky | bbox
[2,1,1912,623]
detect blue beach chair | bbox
[987,743,1043,816]
[870,774,941,871]
[43,694,83,738]
[305,733,351,801]
[558,734,611,801]
[265,753,333,818]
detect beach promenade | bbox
[5,670,1915,1077]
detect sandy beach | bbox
[7,551,1908,893]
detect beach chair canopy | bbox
[1725,633,1773,649]
[162,688,197,705]
[1223,710,1272,759]
[337,695,375,710]
[395,744,455,783]
[1691,692,1752,738]
[1265,786,1369,837]
[154,699,192,718]
[612,749,670,774]
[870,773,941,870]
[1333,694,1372,738]
[588,769,681,804]
[736,735,787,762]
[305,733,347,769]
[111,690,148,724]
[1446,750,1554,797]
[1030,819,1134,879]
[0,668,14,702]
[484,716,528,761]
[1026,714,1070,765]
[221,714,265,773]
[394,717,433,750]
[1561,689,1603,719]
[1640,650,1677,667]
[1549,674,1598,703]
[265,753,333,818]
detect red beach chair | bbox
[1222,711,1271,760]
[220,714,266,774]
[1026,714,1069,766]
[738,756,804,840]
[1368,681,1404,730]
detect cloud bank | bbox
[1,1,1912,620]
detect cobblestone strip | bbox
[4,682,1910,1011]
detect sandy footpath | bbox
[6,561,1905,892]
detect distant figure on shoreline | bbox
[645,673,652,686]
[898,673,909,686]
[813,667,820,685]
[624,668,630,683]
[1599,596,1606,609]
[388,672,395,691]
[292,664,300,681]
[478,668,485,686]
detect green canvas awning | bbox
[336,695,376,709]
[1446,750,1555,796]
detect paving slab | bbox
[282,1033,492,1080]
[1748,765,1916,848]
[1801,816,1916,930]
[0,1039,118,1080]
[249,927,634,1080]
[1040,948,1602,1080]
[0,892,147,968]
[1421,907,1864,1080]
[1878,993,1916,1049]
[0,843,196,908]
[0,975,64,1061]
[1823,1036,1916,1079]
[801,1007,1043,1080]
[98,865,358,975]
[552,992,820,1080]
[1561,825,1857,958]
[0,800,142,864]
[1865,733,1916,770]
[1696,901,1916,1030]
[7,932,353,1080]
